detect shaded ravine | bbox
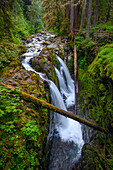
[21,31,84,169]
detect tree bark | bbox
[74,44,77,115]
[106,0,111,22]
[55,0,60,32]
[74,0,79,29]
[93,0,99,27]
[0,82,106,133]
[86,0,92,38]
[80,0,87,28]
[65,0,70,30]
[70,1,74,32]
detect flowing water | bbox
[21,31,84,170]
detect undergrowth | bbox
[68,26,113,74]
[0,85,48,169]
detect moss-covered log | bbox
[0,82,106,133]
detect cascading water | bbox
[48,57,84,170]
[55,56,76,109]
[56,55,74,92]
[21,31,84,170]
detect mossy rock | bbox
[30,48,58,86]
[81,143,105,170]
[18,45,26,55]
[0,42,19,72]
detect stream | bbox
[21,31,84,170]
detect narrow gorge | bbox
[21,31,84,169]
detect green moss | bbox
[79,44,113,169]
[0,61,49,169]
[68,27,113,74]
[82,143,105,170]
[79,44,113,129]
[18,45,26,55]
[0,42,20,72]
[30,47,59,88]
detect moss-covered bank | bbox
[0,55,50,169]
[67,26,113,169]
[79,44,113,169]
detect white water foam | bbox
[56,56,75,108]
[49,79,84,150]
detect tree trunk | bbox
[55,0,60,32]
[65,0,70,30]
[74,44,77,115]
[86,0,92,38]
[0,82,106,133]
[70,1,74,32]
[106,0,111,22]
[80,0,87,28]
[93,0,99,27]
[74,0,79,29]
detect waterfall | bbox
[49,79,83,145]
[21,31,84,170]
[48,77,83,169]
[50,60,83,147]
[56,56,76,108]
[56,55,74,92]
[48,78,83,169]
[48,80,69,129]
[54,67,70,103]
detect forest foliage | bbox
[0,0,43,71]
[0,0,43,42]
[0,0,113,169]
[42,0,113,36]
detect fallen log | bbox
[0,82,107,133]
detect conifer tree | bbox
[93,0,99,26]
[86,0,92,38]
[27,0,43,33]
[42,0,67,32]
[74,0,79,29]
[70,1,74,32]
[80,0,87,28]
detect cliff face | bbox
[79,44,113,169]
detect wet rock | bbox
[48,135,80,170]
[29,47,59,80]
[41,31,47,35]
[8,80,18,86]
[81,142,105,170]
[37,37,42,41]
[12,73,22,80]
[19,54,26,62]
[64,45,73,67]
[48,43,58,49]
[30,55,53,79]
[43,41,51,45]
[1,60,47,99]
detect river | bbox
[21,31,84,170]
